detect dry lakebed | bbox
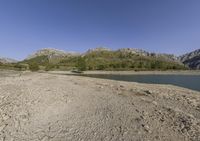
[0,70,200,141]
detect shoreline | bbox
[1,69,200,75]
[49,70,200,75]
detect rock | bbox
[196,105,200,111]
[142,124,151,133]
[99,86,104,89]
[152,101,158,106]
[144,90,152,95]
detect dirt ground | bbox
[0,71,200,141]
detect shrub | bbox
[76,57,87,71]
[45,64,55,71]
[29,63,39,71]
[14,63,28,71]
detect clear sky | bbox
[0,0,200,60]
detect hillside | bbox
[22,47,187,71]
[22,48,80,70]
[179,49,200,69]
[85,48,185,70]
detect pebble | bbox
[99,86,104,89]
[152,101,158,106]
[0,124,7,132]
[41,136,48,141]
[2,113,10,121]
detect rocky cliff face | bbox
[179,49,200,69]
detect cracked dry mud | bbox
[0,71,200,141]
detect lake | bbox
[80,74,200,92]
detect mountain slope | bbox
[83,48,185,70]
[179,49,200,69]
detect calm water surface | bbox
[81,74,200,92]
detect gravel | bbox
[0,71,199,141]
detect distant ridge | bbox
[0,57,17,64]
[7,47,197,65]
[23,47,183,64]
[1,47,200,70]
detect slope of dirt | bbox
[0,71,199,141]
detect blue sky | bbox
[0,0,200,60]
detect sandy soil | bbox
[0,71,200,141]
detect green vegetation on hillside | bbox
[17,50,187,71]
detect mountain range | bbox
[0,47,200,70]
